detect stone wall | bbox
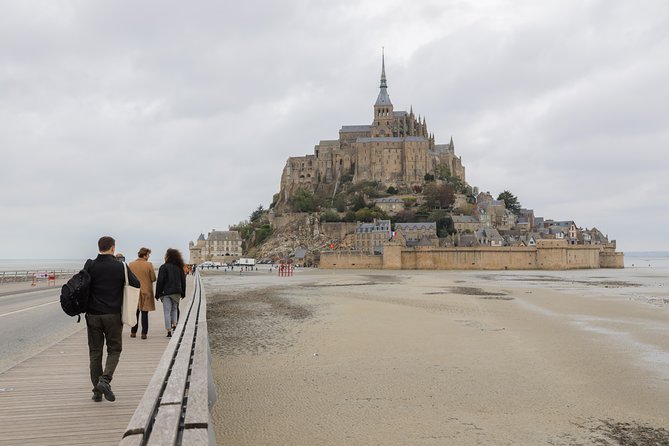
[399,247,539,270]
[319,251,383,269]
[599,251,625,268]
[321,222,358,239]
[320,241,622,270]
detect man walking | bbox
[86,236,140,402]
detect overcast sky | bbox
[1,0,667,260]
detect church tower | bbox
[372,49,393,137]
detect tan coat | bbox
[128,258,157,311]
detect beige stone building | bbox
[373,197,404,214]
[354,219,392,255]
[189,230,242,264]
[277,53,465,206]
[395,222,438,246]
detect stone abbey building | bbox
[278,54,466,205]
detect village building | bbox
[189,230,243,264]
[452,214,481,233]
[395,222,438,247]
[373,197,404,214]
[354,219,392,254]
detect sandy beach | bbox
[203,267,669,445]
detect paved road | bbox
[0,287,84,373]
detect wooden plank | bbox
[123,280,196,436]
[146,404,180,446]
[122,330,180,436]
[160,313,196,405]
[182,428,210,445]
[0,311,171,446]
[184,321,209,427]
[118,434,143,446]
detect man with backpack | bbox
[85,236,140,402]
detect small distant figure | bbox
[128,248,157,340]
[115,253,126,262]
[156,249,186,338]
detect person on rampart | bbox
[86,236,140,402]
[128,247,157,340]
[156,248,186,338]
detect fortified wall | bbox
[320,240,624,270]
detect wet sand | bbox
[203,268,669,445]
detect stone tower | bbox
[371,49,394,137]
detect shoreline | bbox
[204,268,669,445]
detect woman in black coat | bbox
[155,248,186,337]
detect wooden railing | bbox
[120,273,217,445]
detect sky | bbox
[1,0,668,259]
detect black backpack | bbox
[60,259,93,322]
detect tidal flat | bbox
[203,267,669,445]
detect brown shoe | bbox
[130,333,136,338]
[141,334,147,340]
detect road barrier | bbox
[0,270,76,284]
[120,273,217,445]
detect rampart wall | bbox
[320,242,622,270]
[599,251,625,268]
[318,251,383,269]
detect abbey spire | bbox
[372,49,394,137]
[374,48,392,107]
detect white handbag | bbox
[121,263,140,326]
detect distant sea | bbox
[624,251,669,270]
[0,259,86,273]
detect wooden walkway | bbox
[0,278,193,446]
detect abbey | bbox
[278,54,466,204]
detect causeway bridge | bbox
[0,273,215,445]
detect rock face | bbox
[257,213,357,259]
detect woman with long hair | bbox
[155,248,186,337]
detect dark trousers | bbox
[131,309,149,335]
[85,313,122,391]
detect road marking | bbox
[0,300,58,318]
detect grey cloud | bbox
[0,0,667,257]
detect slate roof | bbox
[396,222,437,231]
[208,231,242,241]
[452,215,478,224]
[374,197,403,204]
[356,220,391,233]
[340,125,372,133]
[356,136,428,143]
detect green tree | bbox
[429,210,456,237]
[423,183,455,209]
[254,224,273,245]
[320,209,341,222]
[386,186,398,195]
[351,193,367,211]
[250,204,265,223]
[343,211,357,222]
[497,190,521,215]
[424,173,435,182]
[391,209,416,224]
[333,195,347,212]
[435,163,451,180]
[289,187,318,212]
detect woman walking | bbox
[156,248,186,337]
[128,247,157,339]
